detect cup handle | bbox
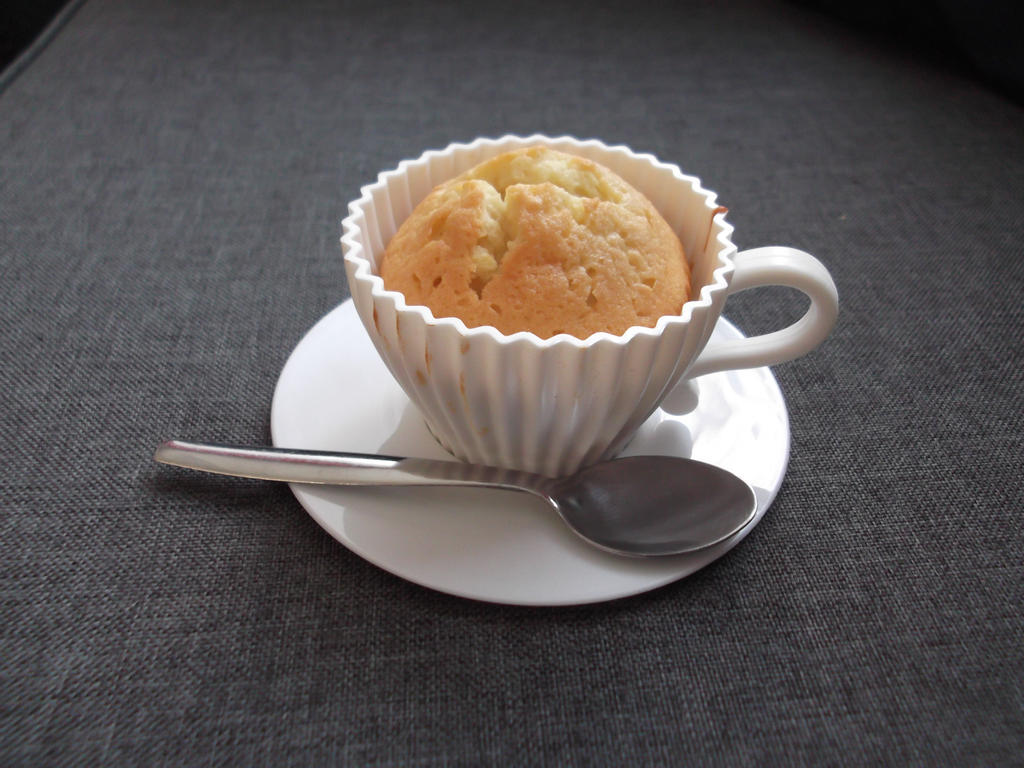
[685,246,839,379]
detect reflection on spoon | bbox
[154,440,757,558]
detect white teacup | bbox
[342,135,838,477]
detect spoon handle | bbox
[154,440,546,494]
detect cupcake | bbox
[379,147,691,339]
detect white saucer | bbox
[270,300,789,606]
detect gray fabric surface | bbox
[2,0,1022,764]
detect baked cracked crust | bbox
[379,147,690,339]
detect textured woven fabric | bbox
[2,0,1022,764]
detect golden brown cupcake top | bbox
[379,147,690,339]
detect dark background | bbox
[1,0,68,67]
[5,1,1022,103]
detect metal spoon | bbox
[154,440,757,557]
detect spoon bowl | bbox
[547,455,757,556]
[154,440,757,557]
